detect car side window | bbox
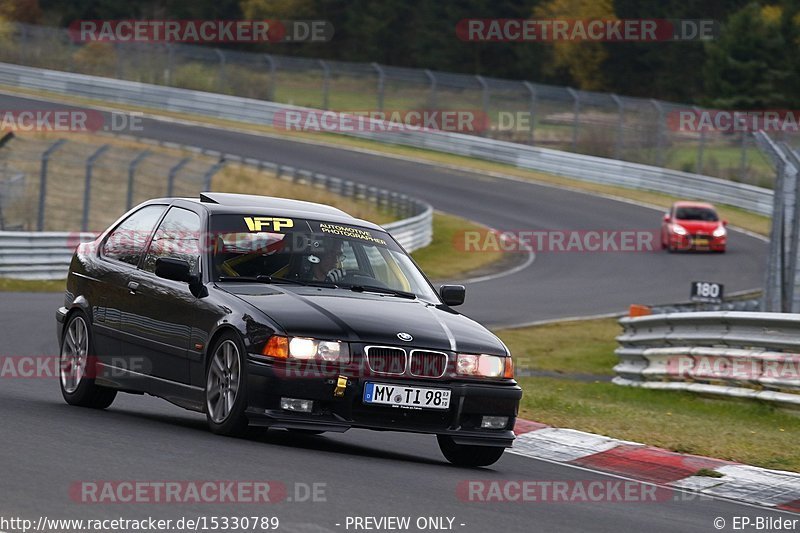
[102,205,167,266]
[141,207,202,276]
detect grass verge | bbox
[496,318,800,472]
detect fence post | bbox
[651,99,665,167]
[522,82,537,145]
[215,49,226,93]
[694,106,705,174]
[264,54,276,101]
[38,139,67,231]
[319,60,330,110]
[475,75,490,137]
[764,155,786,312]
[372,62,385,112]
[740,129,749,182]
[82,144,111,232]
[424,69,437,109]
[781,144,800,312]
[203,158,226,190]
[610,94,624,160]
[126,150,151,211]
[167,157,191,197]
[164,43,174,85]
[566,88,580,152]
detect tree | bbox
[532,0,616,91]
[704,2,791,108]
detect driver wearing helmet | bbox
[307,238,347,283]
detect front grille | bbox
[409,350,448,378]
[365,346,407,375]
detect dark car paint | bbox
[58,197,521,445]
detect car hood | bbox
[674,220,722,233]
[219,283,508,356]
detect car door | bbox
[122,205,205,385]
[95,204,168,371]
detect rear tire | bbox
[437,435,505,467]
[59,311,117,409]
[205,332,249,437]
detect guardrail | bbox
[0,63,775,216]
[614,311,800,406]
[0,136,433,280]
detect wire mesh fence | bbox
[0,134,224,232]
[0,22,785,186]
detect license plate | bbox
[694,238,709,246]
[363,382,451,410]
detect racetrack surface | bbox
[0,294,794,532]
[0,93,781,531]
[0,92,767,327]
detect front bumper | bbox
[668,234,726,251]
[244,358,522,447]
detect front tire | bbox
[437,435,505,467]
[59,311,117,409]
[205,332,249,436]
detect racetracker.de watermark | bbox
[69,481,320,504]
[68,19,333,43]
[456,19,718,42]
[457,480,680,503]
[668,109,800,134]
[273,109,490,133]
[454,229,658,253]
[665,354,800,380]
[0,109,143,133]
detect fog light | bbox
[481,416,508,429]
[280,397,313,413]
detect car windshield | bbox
[675,207,719,222]
[209,214,439,302]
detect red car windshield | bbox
[675,207,719,222]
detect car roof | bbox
[144,193,385,232]
[673,201,716,210]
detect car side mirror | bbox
[663,213,671,222]
[155,257,195,284]
[722,219,728,226]
[440,284,466,307]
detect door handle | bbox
[127,281,139,294]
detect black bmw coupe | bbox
[57,192,521,466]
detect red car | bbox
[661,201,727,253]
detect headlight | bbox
[672,224,688,235]
[456,354,507,378]
[264,336,350,363]
[712,225,726,238]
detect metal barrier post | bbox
[38,139,67,231]
[424,69,437,109]
[264,54,276,101]
[566,88,581,152]
[319,60,330,110]
[372,62,385,112]
[694,106,705,174]
[782,145,800,312]
[476,75,489,137]
[215,49,226,92]
[611,94,624,160]
[651,99,665,167]
[522,82,537,145]
[126,150,151,211]
[203,159,226,190]
[166,157,191,197]
[82,144,111,232]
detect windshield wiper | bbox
[347,284,417,299]
[217,275,337,288]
